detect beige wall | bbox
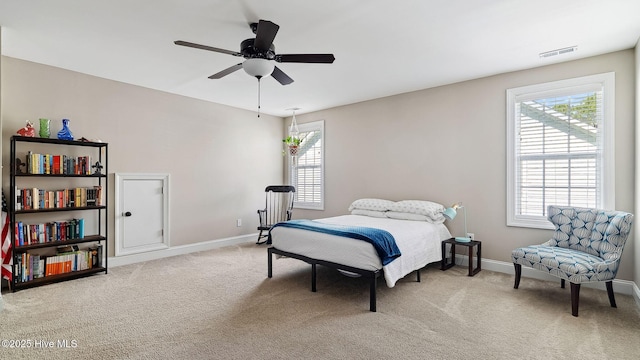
[1,56,284,256]
[636,41,640,286]
[292,50,636,281]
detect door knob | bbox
[124,211,132,217]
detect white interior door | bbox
[115,173,169,256]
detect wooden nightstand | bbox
[440,238,481,276]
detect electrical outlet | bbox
[236,219,242,227]
[467,233,475,240]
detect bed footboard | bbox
[268,247,382,312]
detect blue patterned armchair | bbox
[512,205,633,316]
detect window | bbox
[290,120,324,210]
[506,73,615,229]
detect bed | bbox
[267,199,452,312]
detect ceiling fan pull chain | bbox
[257,77,261,117]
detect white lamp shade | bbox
[243,58,274,78]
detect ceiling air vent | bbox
[539,46,577,58]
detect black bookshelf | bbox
[9,135,109,291]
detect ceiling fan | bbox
[174,19,335,85]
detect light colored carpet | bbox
[1,242,639,360]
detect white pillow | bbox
[348,198,394,212]
[385,211,431,222]
[351,209,388,218]
[387,200,445,218]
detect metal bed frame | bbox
[267,247,421,312]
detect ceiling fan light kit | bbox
[242,58,274,78]
[175,19,335,115]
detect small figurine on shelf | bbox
[15,158,26,174]
[16,120,36,137]
[79,137,103,143]
[92,161,103,175]
[57,118,74,140]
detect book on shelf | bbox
[23,151,92,175]
[52,155,60,174]
[16,253,45,282]
[33,255,44,279]
[94,186,103,206]
[14,186,103,210]
[78,218,85,239]
[67,188,74,207]
[80,188,86,207]
[16,247,95,282]
[14,218,85,246]
[85,187,102,206]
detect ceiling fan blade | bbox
[253,20,279,52]
[275,54,335,63]
[208,63,244,79]
[271,66,294,85]
[174,40,242,57]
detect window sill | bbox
[507,216,555,230]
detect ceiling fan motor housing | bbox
[241,38,275,60]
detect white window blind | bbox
[290,120,324,210]
[506,73,614,229]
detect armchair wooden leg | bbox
[606,281,617,308]
[513,263,522,289]
[570,282,580,317]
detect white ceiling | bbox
[1,0,639,117]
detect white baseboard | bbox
[108,233,256,267]
[454,255,640,306]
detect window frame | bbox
[506,72,615,229]
[289,120,325,210]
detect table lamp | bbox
[443,202,471,242]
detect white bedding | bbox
[269,215,452,287]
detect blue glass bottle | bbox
[57,118,74,140]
